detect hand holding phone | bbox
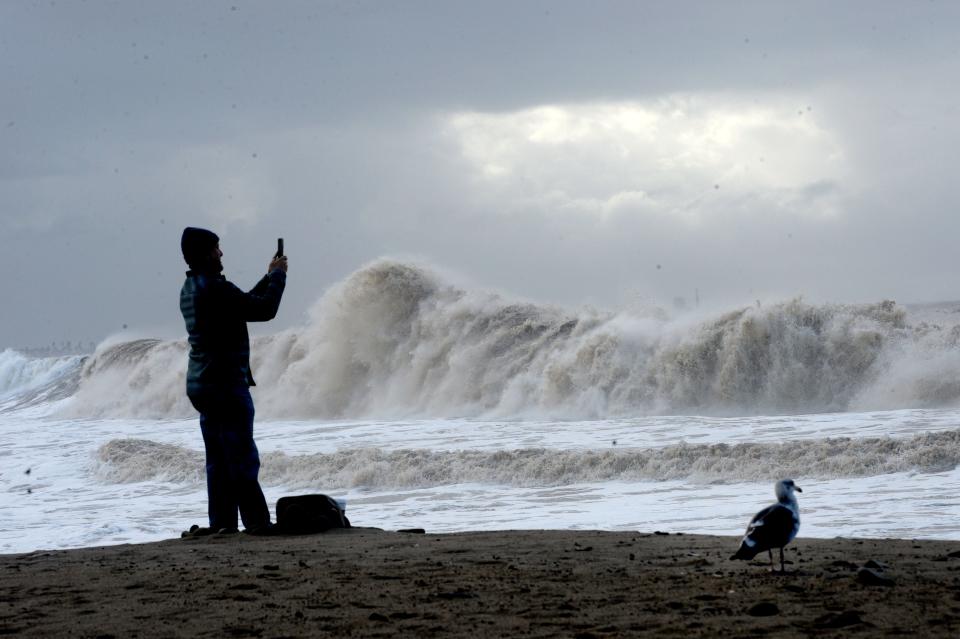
[269,238,288,274]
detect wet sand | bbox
[1,529,959,637]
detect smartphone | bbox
[276,238,284,258]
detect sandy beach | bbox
[1,528,958,637]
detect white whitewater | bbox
[61,260,960,420]
[1,259,959,553]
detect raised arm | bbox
[250,255,288,295]
[222,256,288,322]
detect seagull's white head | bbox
[775,478,802,504]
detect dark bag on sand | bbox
[276,494,350,534]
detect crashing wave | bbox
[57,259,960,419]
[0,349,85,411]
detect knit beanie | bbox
[180,227,220,267]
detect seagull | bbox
[730,479,802,572]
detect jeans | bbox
[188,386,270,530]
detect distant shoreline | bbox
[2,529,958,637]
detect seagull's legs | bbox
[779,547,786,572]
[768,549,775,572]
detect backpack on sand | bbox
[276,494,351,534]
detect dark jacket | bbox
[180,269,286,395]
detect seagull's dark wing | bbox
[743,503,795,551]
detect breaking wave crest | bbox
[96,429,960,488]
[66,339,190,418]
[0,349,85,410]
[62,259,960,419]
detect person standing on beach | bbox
[179,227,287,536]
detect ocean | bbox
[2,260,959,554]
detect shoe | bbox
[216,527,239,535]
[181,524,218,538]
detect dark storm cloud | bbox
[2,1,960,347]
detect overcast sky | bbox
[3,1,960,348]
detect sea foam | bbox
[96,428,960,488]
[53,259,960,420]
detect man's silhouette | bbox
[179,227,287,536]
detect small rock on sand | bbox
[857,567,894,587]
